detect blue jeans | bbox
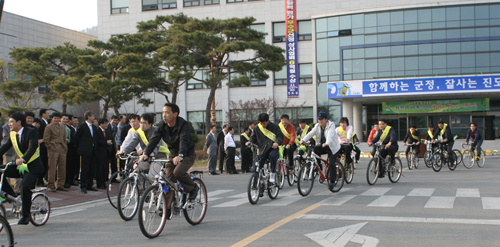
[259,149,278,173]
[472,140,483,157]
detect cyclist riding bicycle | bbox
[403,125,421,162]
[367,119,398,178]
[279,114,296,168]
[434,120,454,161]
[352,133,361,164]
[367,123,380,157]
[465,122,483,161]
[296,119,314,156]
[0,112,44,225]
[336,117,354,167]
[118,113,169,182]
[424,125,437,148]
[245,113,284,183]
[300,112,341,192]
[139,103,198,217]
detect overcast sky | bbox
[3,0,98,31]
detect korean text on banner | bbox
[286,0,299,98]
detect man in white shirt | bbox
[336,117,354,167]
[224,126,238,174]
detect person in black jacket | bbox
[217,124,228,173]
[140,103,198,217]
[368,119,398,178]
[0,112,44,225]
[95,118,112,189]
[64,114,79,188]
[240,127,252,173]
[74,111,99,194]
[245,113,284,183]
[37,108,50,187]
[435,120,454,161]
[403,124,421,162]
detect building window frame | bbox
[184,0,220,7]
[111,0,129,14]
[142,0,177,11]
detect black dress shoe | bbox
[18,216,30,225]
[210,172,219,175]
[188,184,199,200]
[87,187,98,191]
[97,185,106,189]
[56,187,68,191]
[63,184,71,189]
[81,188,87,194]
[232,171,239,174]
[71,181,79,186]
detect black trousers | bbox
[284,144,297,166]
[65,148,79,185]
[240,147,252,172]
[354,145,361,161]
[80,151,97,189]
[225,147,236,172]
[1,165,40,217]
[218,146,226,172]
[38,143,48,184]
[96,155,110,187]
[338,144,353,165]
[313,145,339,181]
[110,154,118,177]
[380,145,398,163]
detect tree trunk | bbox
[101,100,110,119]
[171,86,177,104]
[62,101,67,114]
[205,86,217,135]
[113,105,120,116]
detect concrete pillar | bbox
[353,102,363,141]
[342,98,353,126]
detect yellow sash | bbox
[241,133,250,141]
[411,131,419,141]
[278,122,291,139]
[131,128,137,134]
[440,123,448,136]
[295,125,310,144]
[338,127,355,142]
[427,130,434,139]
[380,126,392,143]
[10,131,39,174]
[137,129,170,155]
[258,123,277,142]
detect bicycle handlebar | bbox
[0,162,16,173]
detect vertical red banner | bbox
[286,0,298,98]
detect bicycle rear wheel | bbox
[117,177,139,221]
[184,178,207,225]
[424,151,432,168]
[276,160,285,190]
[327,162,344,192]
[343,160,354,184]
[297,162,314,197]
[287,159,297,186]
[138,185,167,239]
[107,171,124,209]
[447,152,458,171]
[477,151,486,168]
[462,150,474,169]
[30,193,51,226]
[247,173,260,205]
[407,152,414,170]
[0,215,14,246]
[432,153,443,172]
[453,149,463,166]
[388,158,402,183]
[366,158,379,185]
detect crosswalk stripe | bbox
[360,187,391,196]
[482,197,500,210]
[424,196,455,209]
[228,192,247,198]
[407,188,435,197]
[368,195,405,207]
[207,190,234,198]
[316,195,356,206]
[261,190,306,207]
[213,198,248,207]
[456,188,480,198]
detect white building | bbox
[99,0,500,139]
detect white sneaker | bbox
[269,172,276,183]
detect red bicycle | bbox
[297,144,344,196]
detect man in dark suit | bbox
[217,124,228,173]
[108,115,119,182]
[95,118,112,189]
[119,117,131,171]
[0,112,44,225]
[37,108,50,186]
[64,114,78,188]
[74,111,99,194]
[240,127,252,173]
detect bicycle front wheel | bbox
[297,162,315,197]
[447,152,458,171]
[407,152,414,170]
[478,151,486,168]
[287,159,298,186]
[107,171,124,209]
[117,177,140,221]
[388,158,402,183]
[366,158,379,185]
[247,173,260,205]
[432,153,443,172]
[30,193,51,226]
[276,160,285,190]
[0,215,14,246]
[424,151,432,168]
[453,149,463,166]
[462,150,474,169]
[343,160,354,184]
[184,178,207,225]
[138,185,167,239]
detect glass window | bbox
[391,46,404,56]
[365,35,377,44]
[447,42,460,53]
[476,28,489,37]
[365,47,377,58]
[343,50,352,59]
[461,28,474,38]
[461,41,475,52]
[187,70,212,89]
[431,30,445,40]
[405,57,418,70]
[476,53,490,67]
[404,10,417,24]
[419,56,432,70]
[328,17,339,31]
[339,36,351,46]
[447,29,460,39]
[432,8,445,22]
[378,12,390,26]
[365,59,377,73]
[447,54,461,68]
[273,22,286,42]
[432,43,446,54]
[433,55,447,69]
[112,0,129,13]
[490,27,500,36]
[378,34,390,43]
[405,31,418,41]
[352,14,364,28]
[328,61,340,75]
[391,33,404,42]
[364,14,377,27]
[405,45,418,55]
[391,57,404,71]
[476,41,489,52]
[446,7,460,21]
[299,64,312,84]
[317,62,328,77]
[418,31,431,41]
[418,9,432,23]
[475,5,489,20]
[461,54,475,68]
[274,65,287,85]
[298,20,312,41]
[491,53,500,67]
[352,35,364,45]
[327,38,339,60]
[352,59,364,73]
[316,18,327,32]
[419,44,432,54]
[378,46,390,57]
[378,58,391,72]
[461,6,474,20]
[391,11,404,25]
[339,15,351,29]
[317,39,328,62]
[343,60,352,74]
[352,48,364,59]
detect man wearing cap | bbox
[300,112,341,192]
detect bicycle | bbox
[297,143,344,197]
[339,145,355,184]
[423,141,437,168]
[0,163,50,226]
[406,143,419,170]
[0,214,15,247]
[366,143,402,185]
[276,145,298,188]
[430,140,458,172]
[138,158,207,238]
[291,145,308,185]
[247,144,280,204]
[108,152,138,209]
[461,143,485,169]
[117,156,153,221]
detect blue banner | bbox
[363,75,500,96]
[286,0,298,98]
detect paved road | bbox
[6,156,500,247]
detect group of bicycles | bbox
[418,141,486,172]
[107,153,207,239]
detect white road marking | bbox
[261,190,304,207]
[424,196,455,208]
[315,188,351,196]
[305,222,378,247]
[482,197,500,210]
[316,195,357,206]
[207,190,234,198]
[298,214,500,226]
[407,188,435,197]
[228,192,247,198]
[360,188,391,196]
[367,196,404,207]
[456,188,480,197]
